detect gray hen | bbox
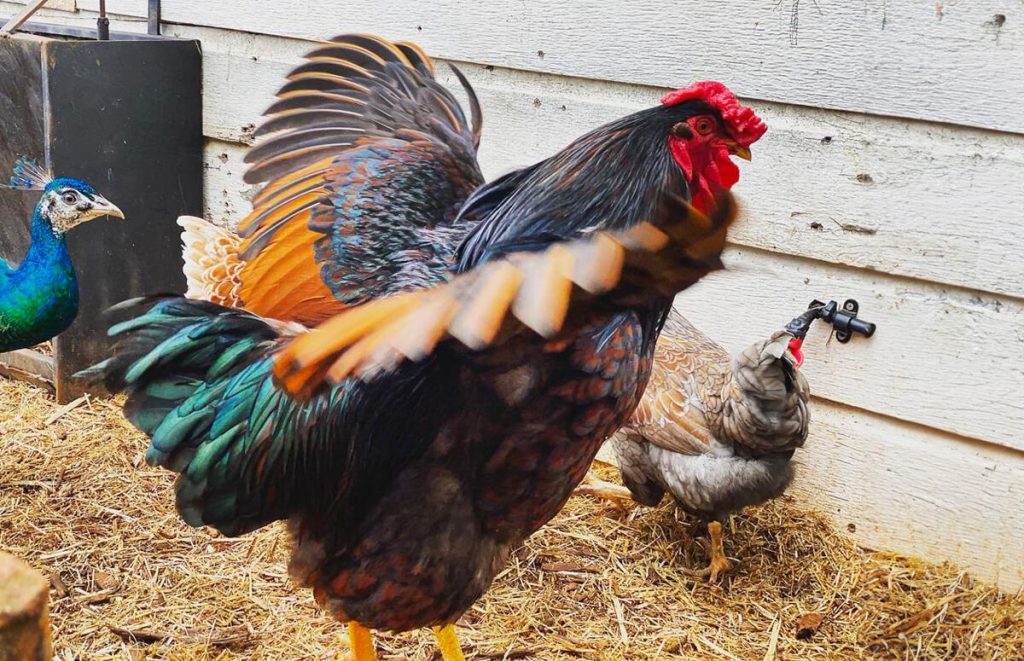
[585,307,810,581]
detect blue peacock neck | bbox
[26,202,72,264]
[22,201,78,296]
[0,201,80,352]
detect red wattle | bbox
[715,149,740,189]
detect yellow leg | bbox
[706,520,732,582]
[574,473,633,501]
[347,621,377,661]
[432,624,466,661]
[681,520,733,582]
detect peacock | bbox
[0,158,123,353]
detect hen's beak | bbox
[724,140,752,161]
[92,195,125,220]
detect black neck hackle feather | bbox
[454,99,716,270]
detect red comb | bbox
[661,81,767,148]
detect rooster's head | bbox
[660,81,766,213]
[454,80,767,270]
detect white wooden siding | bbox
[161,0,1024,134]
[5,1,1023,590]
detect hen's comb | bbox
[8,157,53,191]
[273,192,737,399]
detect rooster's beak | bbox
[724,140,752,161]
[729,142,753,162]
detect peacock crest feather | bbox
[9,157,53,191]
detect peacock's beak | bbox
[724,140,752,161]
[93,195,124,220]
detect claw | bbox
[680,520,733,582]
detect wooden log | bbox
[0,552,52,661]
[0,349,56,392]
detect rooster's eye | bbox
[693,117,716,136]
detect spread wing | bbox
[235,34,485,325]
[272,193,736,398]
[627,309,731,456]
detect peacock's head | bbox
[10,158,124,234]
[39,178,124,234]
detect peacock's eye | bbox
[62,191,79,205]
[693,116,717,136]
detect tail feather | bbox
[177,216,244,307]
[77,296,357,536]
[78,297,285,531]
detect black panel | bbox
[43,38,203,401]
[0,39,45,262]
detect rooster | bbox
[83,34,766,660]
[580,304,839,582]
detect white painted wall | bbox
[5,0,1023,590]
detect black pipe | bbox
[148,0,160,36]
[96,0,109,40]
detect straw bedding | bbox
[1,377,1021,659]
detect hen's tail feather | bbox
[177,216,244,307]
[274,192,736,398]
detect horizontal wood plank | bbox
[162,0,1024,134]
[597,398,1024,591]
[2,0,75,12]
[77,0,149,17]
[202,139,255,231]
[793,403,1024,593]
[0,349,55,391]
[0,349,54,380]
[176,25,1024,298]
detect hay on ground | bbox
[0,377,1021,660]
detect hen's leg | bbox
[574,473,634,501]
[432,624,466,661]
[682,520,733,582]
[347,622,377,660]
